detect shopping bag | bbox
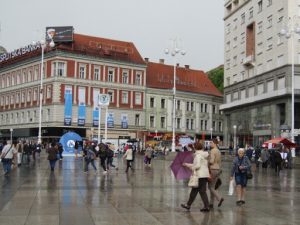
[188,173,199,188]
[228,179,235,196]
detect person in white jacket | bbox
[181,142,210,212]
[123,146,133,172]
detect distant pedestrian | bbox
[144,145,153,167]
[260,147,269,169]
[1,140,17,176]
[181,142,210,212]
[98,143,108,174]
[123,145,133,173]
[230,148,251,206]
[273,147,283,175]
[74,141,79,159]
[47,142,59,172]
[84,145,97,174]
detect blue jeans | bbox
[49,160,57,171]
[2,158,12,174]
[85,159,97,171]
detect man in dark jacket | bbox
[273,148,283,175]
[98,143,108,174]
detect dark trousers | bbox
[85,159,97,171]
[145,156,152,165]
[274,162,282,174]
[106,157,115,170]
[126,160,133,172]
[187,178,209,208]
[262,161,268,168]
[49,160,56,171]
[100,157,107,171]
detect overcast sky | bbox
[0,0,224,72]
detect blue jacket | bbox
[231,156,251,176]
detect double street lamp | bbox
[37,33,55,144]
[280,16,300,143]
[164,39,186,152]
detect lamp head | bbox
[175,47,180,53]
[171,51,176,56]
[164,48,169,54]
[49,40,55,48]
[280,28,287,36]
[285,32,291,39]
[181,50,186,56]
[295,27,300,34]
[40,40,45,46]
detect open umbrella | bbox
[170,151,194,180]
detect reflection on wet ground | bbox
[0,153,299,225]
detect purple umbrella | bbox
[170,151,194,180]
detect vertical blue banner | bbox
[93,107,100,127]
[64,89,72,126]
[107,112,114,128]
[78,102,86,126]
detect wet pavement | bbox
[0,153,299,225]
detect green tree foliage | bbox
[207,66,224,93]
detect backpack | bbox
[86,149,95,160]
[106,148,114,158]
[98,143,107,158]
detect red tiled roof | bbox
[146,62,222,97]
[59,33,146,65]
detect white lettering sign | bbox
[0,44,41,63]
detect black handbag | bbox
[246,170,253,179]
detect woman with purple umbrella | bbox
[181,142,210,212]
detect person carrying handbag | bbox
[181,142,210,212]
[1,140,17,176]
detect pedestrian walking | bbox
[74,141,79,159]
[230,148,251,206]
[0,140,17,176]
[144,144,153,167]
[47,142,59,172]
[16,140,23,167]
[84,145,97,174]
[208,139,224,209]
[260,147,269,169]
[98,143,108,174]
[274,147,283,175]
[106,144,117,170]
[123,145,133,173]
[181,142,210,212]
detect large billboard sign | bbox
[46,26,74,43]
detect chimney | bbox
[176,63,180,67]
[185,65,190,69]
[159,59,165,64]
[144,57,149,62]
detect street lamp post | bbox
[37,37,55,144]
[280,16,300,143]
[164,39,186,152]
[10,128,13,143]
[233,125,237,151]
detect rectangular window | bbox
[108,69,114,82]
[219,122,222,132]
[277,55,284,67]
[204,104,207,113]
[47,109,50,122]
[150,97,155,108]
[135,114,140,126]
[161,117,165,128]
[177,100,181,110]
[249,8,253,19]
[267,80,274,91]
[79,65,86,79]
[186,101,190,111]
[191,119,194,130]
[200,103,203,113]
[257,83,264,95]
[278,77,285,89]
[108,90,114,103]
[34,67,39,80]
[176,118,181,129]
[191,102,194,111]
[122,91,128,104]
[200,120,204,130]
[27,91,31,102]
[204,120,208,130]
[135,73,142,85]
[258,0,263,13]
[52,62,66,77]
[213,121,216,131]
[135,92,141,105]
[212,105,216,114]
[241,89,246,99]
[150,116,155,127]
[186,119,190,130]
[161,99,165,108]
[46,86,51,98]
[241,13,245,24]
[94,67,100,80]
[267,15,272,28]
[122,71,129,84]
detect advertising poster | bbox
[121,114,128,129]
[107,112,114,128]
[64,86,72,126]
[78,87,86,126]
[93,89,100,127]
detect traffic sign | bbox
[98,94,110,106]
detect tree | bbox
[207,66,224,93]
